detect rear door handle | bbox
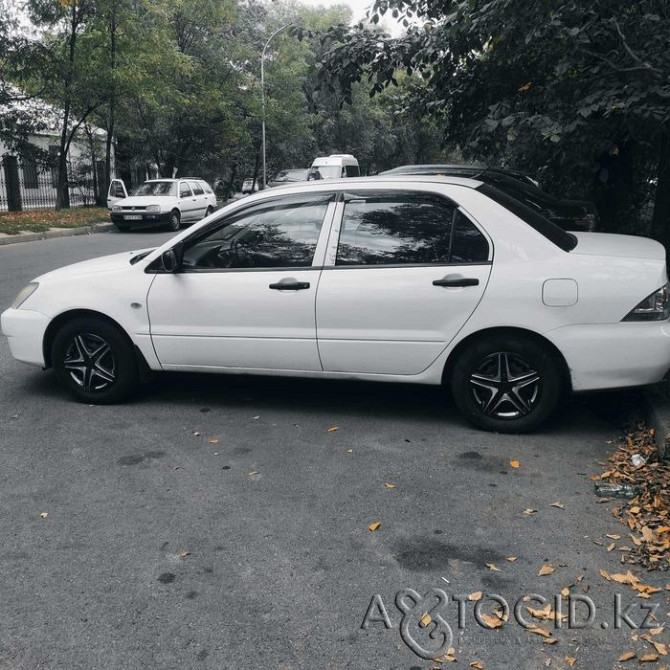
[269,280,310,291]
[432,276,479,287]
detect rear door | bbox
[188,180,208,219]
[178,181,197,221]
[315,190,492,375]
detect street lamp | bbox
[261,23,292,190]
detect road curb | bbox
[643,390,669,459]
[0,222,115,246]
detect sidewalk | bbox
[0,222,115,246]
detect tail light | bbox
[623,284,670,321]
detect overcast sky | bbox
[299,0,408,36]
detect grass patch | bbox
[0,207,110,235]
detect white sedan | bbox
[3,176,670,432]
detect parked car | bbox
[380,164,598,232]
[242,178,261,194]
[108,178,217,232]
[3,175,669,432]
[268,169,309,188]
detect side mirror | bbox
[161,241,183,273]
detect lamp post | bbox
[261,23,292,190]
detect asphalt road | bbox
[0,230,667,669]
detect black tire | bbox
[51,316,138,404]
[166,210,181,231]
[449,334,562,433]
[205,206,214,218]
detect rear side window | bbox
[345,165,360,177]
[189,181,205,195]
[336,191,489,266]
[478,183,577,251]
[200,181,213,194]
[179,182,192,198]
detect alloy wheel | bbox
[63,332,116,392]
[468,351,541,420]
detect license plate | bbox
[124,215,142,220]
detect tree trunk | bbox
[104,5,118,205]
[651,133,670,259]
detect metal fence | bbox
[0,154,99,212]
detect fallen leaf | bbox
[368,521,381,532]
[606,534,621,540]
[561,587,570,597]
[652,641,668,655]
[327,426,338,433]
[506,556,518,562]
[543,638,558,645]
[565,657,576,667]
[39,512,48,519]
[180,551,190,558]
[384,483,396,489]
[208,439,219,444]
[599,569,612,581]
[523,508,537,516]
[470,662,484,669]
[510,460,521,468]
[551,501,564,509]
[538,564,555,576]
[528,626,552,638]
[480,613,504,628]
[618,651,636,662]
[607,543,616,551]
[640,654,659,663]
[420,612,432,627]
[469,591,483,601]
[487,563,501,572]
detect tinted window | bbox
[189,180,204,195]
[345,165,360,177]
[182,194,334,270]
[336,192,489,266]
[179,183,192,198]
[200,181,213,194]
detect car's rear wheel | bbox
[51,316,138,404]
[205,206,214,218]
[449,334,562,433]
[166,210,180,231]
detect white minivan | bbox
[308,154,360,180]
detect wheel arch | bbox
[442,327,572,394]
[43,309,150,378]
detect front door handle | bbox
[433,276,479,287]
[269,280,310,291]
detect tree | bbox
[313,0,670,238]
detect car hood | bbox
[113,196,173,207]
[36,249,154,282]
[571,233,665,260]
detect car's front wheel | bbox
[166,210,181,231]
[51,316,138,404]
[449,334,562,433]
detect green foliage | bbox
[315,0,670,233]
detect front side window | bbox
[182,193,334,270]
[336,192,489,266]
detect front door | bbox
[147,192,336,372]
[106,179,128,209]
[316,190,492,375]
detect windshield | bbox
[311,166,342,179]
[132,181,176,197]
